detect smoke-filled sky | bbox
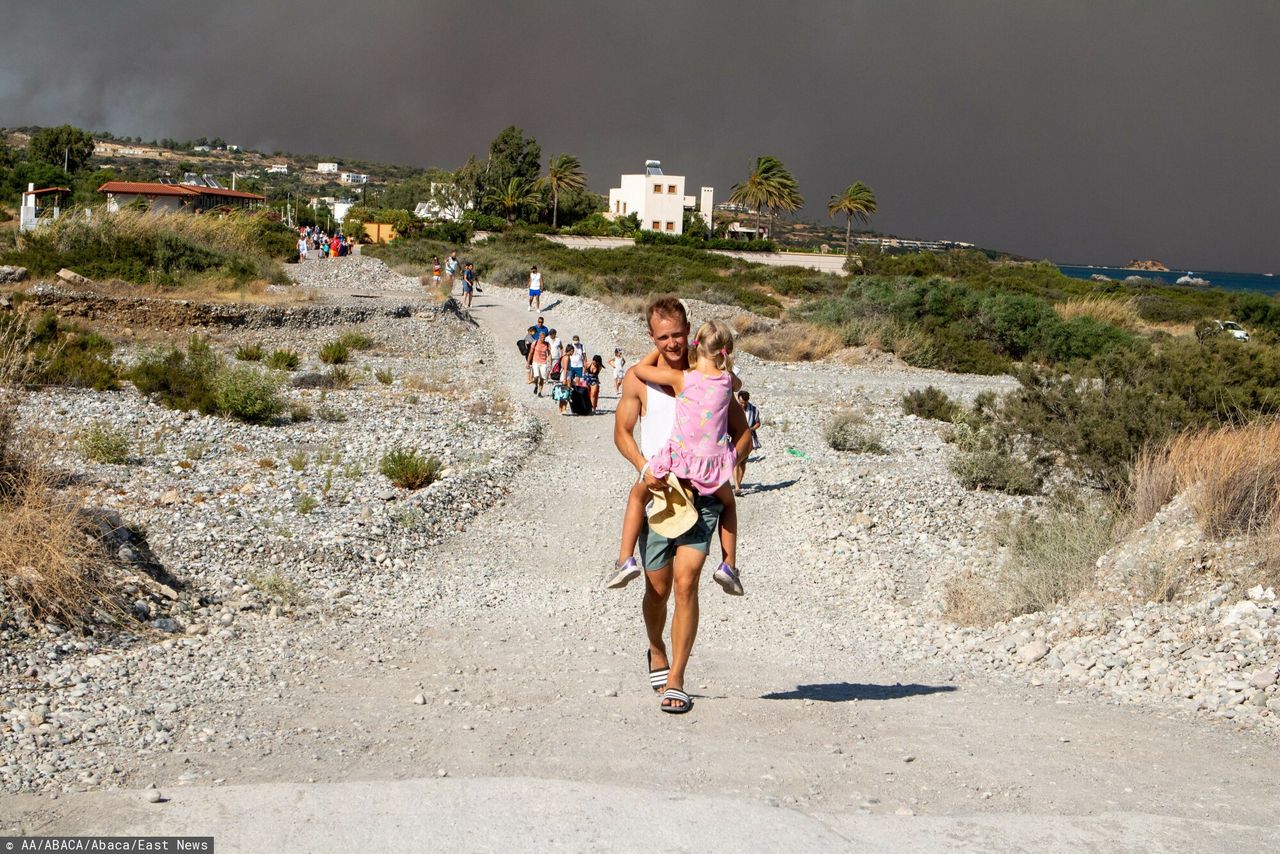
[5,1,1278,271]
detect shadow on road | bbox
[761,682,958,702]
[743,478,798,494]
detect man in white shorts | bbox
[611,295,753,714]
[528,265,542,311]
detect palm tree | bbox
[540,154,586,229]
[485,177,543,224]
[728,156,802,240]
[826,182,878,256]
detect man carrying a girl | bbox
[610,296,754,714]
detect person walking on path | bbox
[431,256,443,291]
[461,262,477,308]
[527,330,551,397]
[444,251,460,292]
[608,348,626,396]
[732,390,762,496]
[297,235,309,261]
[609,296,753,714]
[528,265,543,311]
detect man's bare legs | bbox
[643,547,706,708]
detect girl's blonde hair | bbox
[692,319,735,373]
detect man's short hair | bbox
[549,328,557,336]
[738,390,750,401]
[646,295,688,332]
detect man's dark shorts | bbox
[639,493,724,571]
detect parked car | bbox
[1198,319,1251,342]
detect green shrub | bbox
[211,366,284,424]
[996,499,1116,615]
[319,340,350,364]
[375,367,393,385]
[296,494,318,514]
[902,386,960,421]
[264,349,301,371]
[379,447,442,489]
[78,422,130,464]
[128,336,219,414]
[235,343,264,362]
[317,405,347,423]
[2,312,120,390]
[336,332,375,351]
[289,402,312,422]
[824,413,886,453]
[950,449,1040,494]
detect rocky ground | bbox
[1,256,1276,851]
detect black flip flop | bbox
[647,650,669,694]
[660,688,693,714]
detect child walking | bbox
[605,320,743,596]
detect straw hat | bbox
[647,474,698,539]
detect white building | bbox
[266,164,289,174]
[607,161,709,236]
[317,162,339,174]
[18,184,70,232]
[339,172,368,185]
[414,182,472,222]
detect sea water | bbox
[1058,265,1280,297]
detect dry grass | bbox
[943,500,1117,624]
[595,294,651,318]
[1127,421,1280,589]
[1133,421,1280,538]
[1170,421,1280,537]
[404,371,466,400]
[738,322,844,362]
[1054,296,1142,330]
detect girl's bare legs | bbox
[618,479,650,563]
[606,478,651,589]
[712,482,737,568]
[711,483,743,595]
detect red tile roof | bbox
[96,181,264,201]
[98,181,199,197]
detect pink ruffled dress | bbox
[648,370,736,496]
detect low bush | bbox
[319,340,350,365]
[317,405,347,423]
[211,366,284,424]
[289,402,311,423]
[264,349,301,370]
[379,447,442,489]
[128,336,219,414]
[737,322,844,362]
[235,343,264,362]
[0,312,120,391]
[996,499,1117,616]
[824,413,885,453]
[949,449,1039,494]
[78,422,130,464]
[336,332,376,351]
[902,386,959,422]
[636,230,778,253]
[375,367,393,385]
[1055,296,1142,331]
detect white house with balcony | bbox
[340,172,369,185]
[317,162,339,174]
[607,160,711,236]
[266,164,289,174]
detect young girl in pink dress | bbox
[606,319,743,596]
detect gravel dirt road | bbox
[6,275,1278,853]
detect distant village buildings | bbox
[339,172,368,185]
[607,161,711,236]
[316,162,339,174]
[266,164,289,174]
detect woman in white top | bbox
[608,348,627,395]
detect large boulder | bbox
[0,265,28,284]
[57,268,93,287]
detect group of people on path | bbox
[605,297,762,714]
[296,226,350,260]
[517,317,621,417]
[430,251,480,308]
